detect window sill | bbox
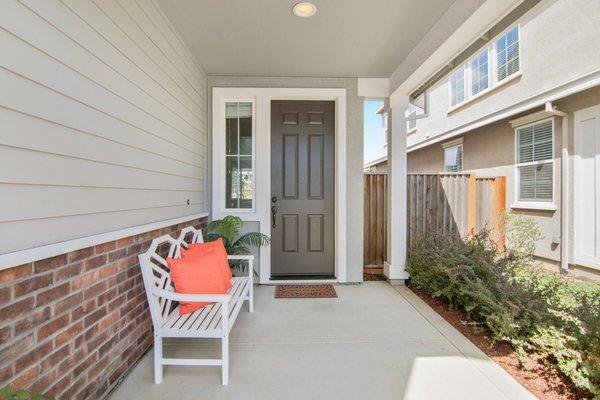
[447,72,522,115]
[510,202,557,211]
[407,128,417,134]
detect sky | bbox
[363,100,386,165]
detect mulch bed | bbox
[274,284,338,298]
[410,287,588,400]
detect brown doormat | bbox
[275,284,337,298]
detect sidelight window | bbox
[225,102,254,209]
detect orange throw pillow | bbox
[181,238,233,281]
[167,251,232,315]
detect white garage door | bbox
[574,105,600,269]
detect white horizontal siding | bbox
[0,207,206,256]
[0,0,206,254]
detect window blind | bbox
[516,120,553,202]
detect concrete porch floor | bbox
[108,283,536,400]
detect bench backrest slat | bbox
[138,226,206,328]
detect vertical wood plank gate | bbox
[363,173,507,267]
[363,174,387,266]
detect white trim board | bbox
[0,212,209,271]
[408,67,600,152]
[358,78,389,98]
[212,87,347,284]
[573,104,600,271]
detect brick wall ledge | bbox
[0,213,209,272]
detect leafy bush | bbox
[406,214,600,399]
[0,385,53,400]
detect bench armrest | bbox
[152,287,231,303]
[227,255,254,261]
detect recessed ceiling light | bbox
[292,2,317,18]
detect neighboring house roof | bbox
[364,155,388,169]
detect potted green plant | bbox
[205,215,270,274]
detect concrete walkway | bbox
[109,283,537,400]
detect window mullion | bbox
[237,102,241,209]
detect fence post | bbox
[467,174,477,236]
[493,176,506,248]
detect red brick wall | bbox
[0,217,206,399]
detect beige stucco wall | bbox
[407,0,600,150]
[206,76,364,282]
[408,86,600,279]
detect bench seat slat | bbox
[160,277,249,335]
[210,277,248,330]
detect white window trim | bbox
[448,65,466,108]
[494,24,522,85]
[441,137,463,149]
[219,98,257,213]
[443,143,464,173]
[469,48,490,97]
[511,117,556,210]
[447,24,522,114]
[406,107,417,134]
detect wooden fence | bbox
[364,174,387,266]
[406,174,506,251]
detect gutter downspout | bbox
[545,101,570,274]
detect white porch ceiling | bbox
[156,0,456,77]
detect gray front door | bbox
[270,100,335,278]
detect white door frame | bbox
[573,104,600,270]
[212,87,347,284]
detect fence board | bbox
[406,174,506,250]
[364,173,506,265]
[364,174,388,266]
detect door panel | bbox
[271,100,335,277]
[575,107,600,268]
[308,134,324,199]
[283,134,299,198]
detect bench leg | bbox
[249,284,254,313]
[222,335,229,385]
[249,259,254,313]
[154,335,163,384]
[221,302,229,385]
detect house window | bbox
[496,26,520,82]
[469,49,489,96]
[448,25,521,110]
[444,144,463,172]
[406,103,417,132]
[225,102,253,209]
[516,119,554,203]
[449,67,466,107]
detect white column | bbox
[384,94,409,282]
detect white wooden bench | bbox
[138,226,254,385]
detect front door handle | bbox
[271,205,278,229]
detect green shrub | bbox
[0,385,53,400]
[406,214,600,399]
